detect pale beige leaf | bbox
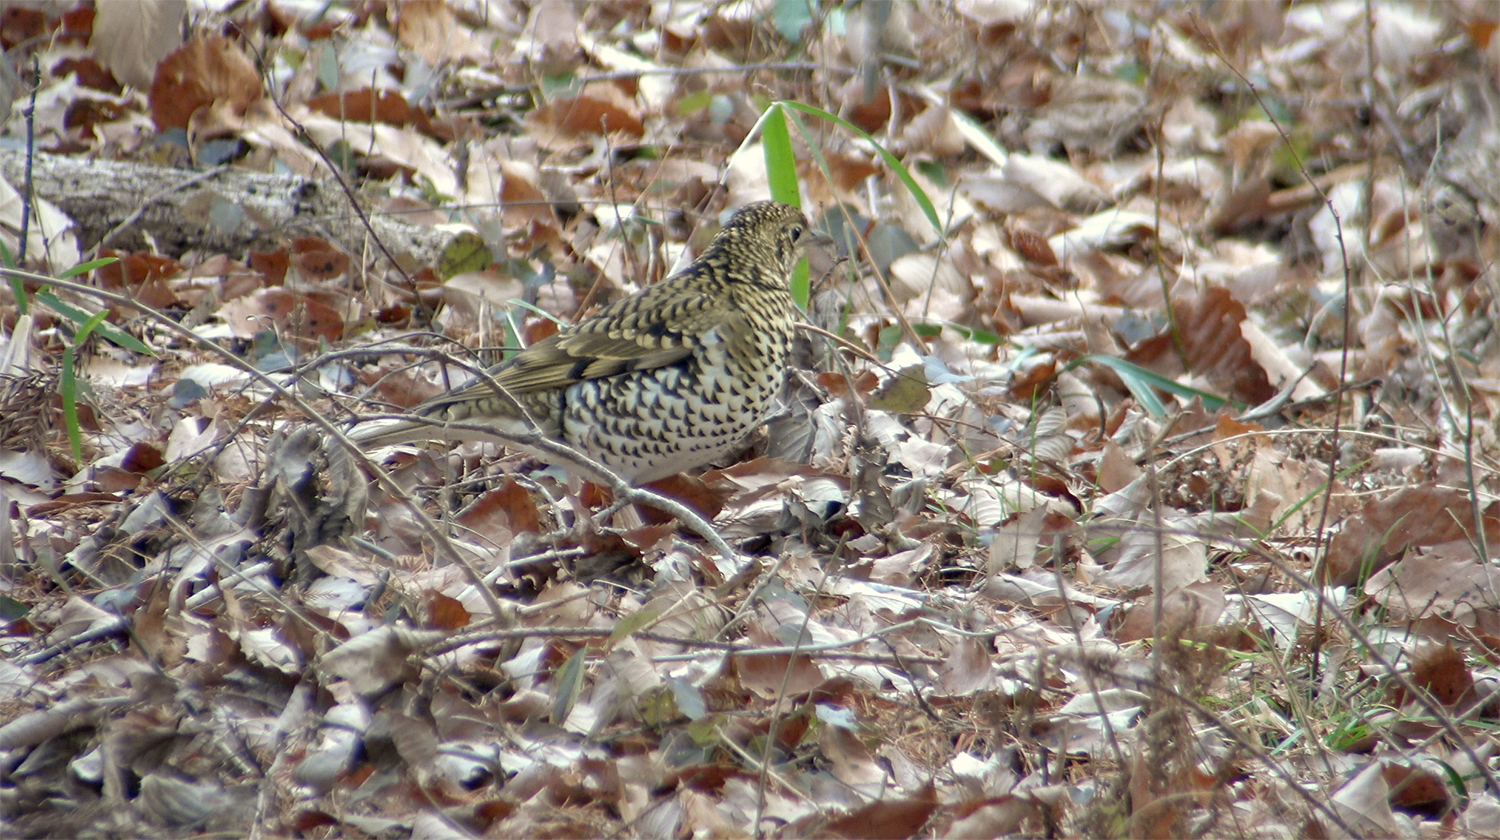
[93,0,186,89]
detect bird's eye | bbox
[789,224,805,241]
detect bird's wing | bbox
[477,285,726,396]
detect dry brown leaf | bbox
[1381,760,1452,819]
[808,785,939,839]
[427,591,472,632]
[1329,761,1400,838]
[395,0,487,65]
[93,0,184,90]
[305,87,436,135]
[820,724,885,791]
[1405,643,1475,709]
[939,796,1045,839]
[527,83,644,145]
[1098,440,1142,493]
[149,36,262,132]
[320,626,440,696]
[1327,484,1500,585]
[1365,544,1500,629]
[1125,287,1276,406]
[218,287,345,343]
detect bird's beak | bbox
[804,228,838,251]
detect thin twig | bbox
[427,621,944,666]
[97,164,231,251]
[231,25,430,323]
[355,413,740,568]
[18,56,36,266]
[1195,17,1357,689]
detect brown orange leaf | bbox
[149,36,262,132]
[427,592,471,631]
[527,83,644,142]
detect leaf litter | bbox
[1,2,1500,838]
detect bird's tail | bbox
[344,411,532,448]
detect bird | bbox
[349,200,823,484]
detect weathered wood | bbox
[0,148,447,265]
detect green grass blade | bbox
[550,648,587,725]
[1065,354,1237,417]
[911,321,1006,345]
[61,348,81,462]
[0,240,22,315]
[34,290,153,355]
[761,104,800,207]
[61,310,108,463]
[760,103,811,309]
[775,99,943,235]
[74,308,109,345]
[949,108,1009,167]
[504,298,567,326]
[606,606,663,650]
[59,257,119,279]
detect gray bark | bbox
[0,148,446,266]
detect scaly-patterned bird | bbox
[350,201,821,483]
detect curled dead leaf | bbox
[149,36,262,132]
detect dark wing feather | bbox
[442,283,727,403]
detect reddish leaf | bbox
[1008,225,1058,267]
[290,810,339,831]
[292,247,351,282]
[1171,287,1276,404]
[811,785,939,839]
[1008,358,1056,402]
[528,84,644,139]
[1382,761,1452,818]
[1327,485,1500,585]
[120,442,165,474]
[640,472,730,521]
[454,479,542,545]
[59,5,94,44]
[306,88,435,134]
[0,6,46,49]
[220,288,345,343]
[619,523,676,553]
[819,369,879,397]
[427,592,471,631]
[64,99,130,133]
[1408,644,1474,708]
[96,250,185,289]
[149,36,263,132]
[53,57,120,94]
[250,249,291,286]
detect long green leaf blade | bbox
[34,291,153,355]
[550,648,588,725]
[59,257,119,279]
[760,104,811,309]
[775,100,943,234]
[62,309,110,462]
[1069,354,1236,416]
[761,104,800,207]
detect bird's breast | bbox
[557,315,793,482]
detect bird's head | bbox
[714,201,829,281]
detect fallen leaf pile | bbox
[2,2,1500,838]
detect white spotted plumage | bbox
[350,201,815,484]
